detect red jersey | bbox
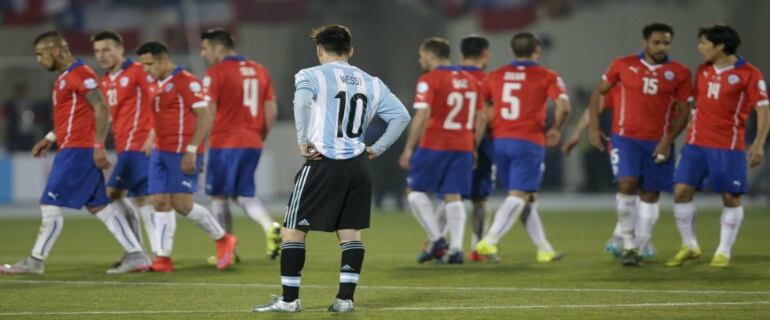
[603,53,692,141]
[52,59,100,149]
[686,58,769,150]
[460,66,486,83]
[152,67,207,154]
[203,55,275,149]
[100,59,155,153]
[413,66,482,152]
[482,61,568,146]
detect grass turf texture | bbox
[1,208,768,319]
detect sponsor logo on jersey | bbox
[417,81,429,93]
[189,81,202,93]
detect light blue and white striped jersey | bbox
[294,61,409,159]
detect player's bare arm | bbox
[547,97,571,147]
[31,131,55,157]
[748,105,769,168]
[182,106,213,174]
[399,108,430,170]
[474,103,488,147]
[562,106,591,155]
[142,128,156,156]
[588,80,614,152]
[263,100,278,139]
[85,88,112,169]
[653,101,691,162]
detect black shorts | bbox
[283,154,372,232]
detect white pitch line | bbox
[2,279,770,296]
[0,301,768,316]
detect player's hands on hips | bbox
[181,152,197,175]
[399,149,413,170]
[748,143,764,168]
[93,148,111,170]
[561,133,580,156]
[365,147,378,160]
[300,143,322,160]
[588,126,606,152]
[31,138,53,158]
[546,128,561,147]
[653,139,672,164]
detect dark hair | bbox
[91,30,123,45]
[33,30,65,46]
[510,32,540,58]
[135,41,169,57]
[201,28,235,49]
[642,23,674,39]
[420,37,451,59]
[460,35,489,59]
[698,24,741,55]
[311,25,352,56]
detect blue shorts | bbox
[107,151,150,197]
[674,144,747,194]
[148,150,204,195]
[469,135,494,199]
[610,134,674,193]
[407,148,473,195]
[40,148,109,209]
[206,148,261,197]
[494,138,544,193]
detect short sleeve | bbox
[202,68,218,103]
[748,69,769,108]
[602,59,622,84]
[413,73,433,109]
[183,78,207,109]
[73,70,100,96]
[547,73,568,101]
[294,69,317,96]
[674,68,693,104]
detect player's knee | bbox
[132,196,148,207]
[722,193,741,207]
[673,184,694,203]
[337,229,361,242]
[106,188,125,201]
[443,194,462,202]
[171,201,192,215]
[153,197,172,212]
[281,228,307,242]
[617,178,638,194]
[639,191,660,203]
[508,190,530,201]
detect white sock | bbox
[470,201,486,249]
[237,196,274,233]
[673,202,699,249]
[435,202,448,237]
[616,193,637,250]
[444,201,466,252]
[119,198,144,246]
[184,203,226,240]
[524,202,554,253]
[30,205,64,260]
[95,204,143,253]
[211,199,232,233]
[155,210,176,257]
[716,206,744,258]
[635,200,659,251]
[485,195,526,245]
[138,204,159,255]
[407,192,441,241]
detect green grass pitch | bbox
[1,207,768,319]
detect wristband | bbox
[45,131,56,142]
[185,145,198,153]
[93,143,105,149]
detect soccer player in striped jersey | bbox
[400,37,486,264]
[200,29,281,262]
[91,30,160,262]
[474,32,570,263]
[667,25,769,268]
[1,31,150,274]
[253,25,410,313]
[135,42,237,272]
[588,23,692,266]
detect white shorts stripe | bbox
[287,166,310,229]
